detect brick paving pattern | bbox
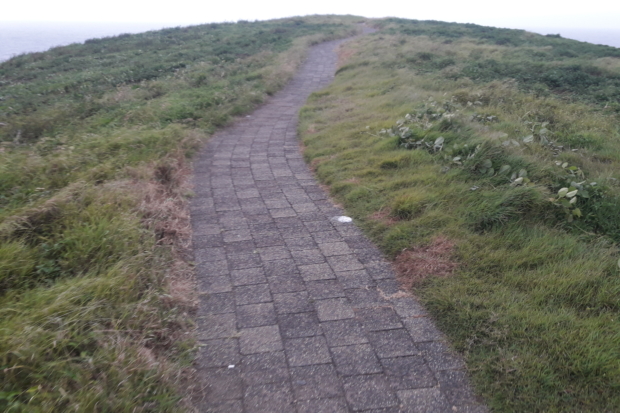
[191,34,487,413]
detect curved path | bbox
[190,34,487,413]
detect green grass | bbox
[0,16,360,412]
[300,19,620,412]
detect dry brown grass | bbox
[337,44,358,67]
[593,56,620,73]
[369,207,400,227]
[393,236,458,290]
[139,151,200,411]
[140,148,199,310]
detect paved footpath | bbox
[190,34,488,413]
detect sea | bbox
[524,27,620,49]
[0,21,185,62]
[0,21,619,63]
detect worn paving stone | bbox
[291,248,327,265]
[200,399,244,413]
[359,407,400,413]
[258,246,292,261]
[305,220,335,233]
[278,312,323,338]
[321,319,368,347]
[397,387,452,413]
[198,292,235,315]
[267,274,306,294]
[380,356,437,390]
[327,254,364,272]
[196,313,237,340]
[230,267,267,286]
[194,247,226,263]
[403,317,444,342]
[222,229,252,243]
[296,398,349,413]
[191,32,484,413]
[336,269,376,290]
[343,375,399,411]
[354,247,385,265]
[331,344,382,376]
[242,367,290,386]
[224,239,255,254]
[318,241,352,256]
[285,336,332,366]
[364,261,394,280]
[239,325,283,354]
[285,236,317,250]
[312,230,342,243]
[196,339,240,368]
[345,287,384,308]
[270,207,297,218]
[417,341,466,371]
[355,307,403,332]
[290,364,344,400]
[315,298,355,321]
[263,259,298,277]
[436,369,482,406]
[299,262,336,281]
[240,350,287,372]
[375,278,402,296]
[195,260,229,278]
[227,252,262,270]
[193,234,224,248]
[201,367,243,401]
[198,275,233,294]
[390,296,429,318]
[280,226,312,239]
[234,283,272,305]
[254,234,285,247]
[244,382,295,413]
[367,329,419,358]
[237,303,277,328]
[306,279,346,299]
[273,291,313,314]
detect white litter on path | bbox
[335,216,353,223]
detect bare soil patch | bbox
[369,207,400,226]
[337,45,356,67]
[393,236,458,290]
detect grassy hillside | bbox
[4,14,620,412]
[299,19,620,412]
[0,16,359,412]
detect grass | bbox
[299,19,620,412]
[5,13,620,412]
[0,16,360,412]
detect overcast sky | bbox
[2,0,620,30]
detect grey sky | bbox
[2,0,619,30]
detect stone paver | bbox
[192,28,486,413]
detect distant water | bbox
[1,21,619,64]
[521,27,620,48]
[0,21,184,62]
